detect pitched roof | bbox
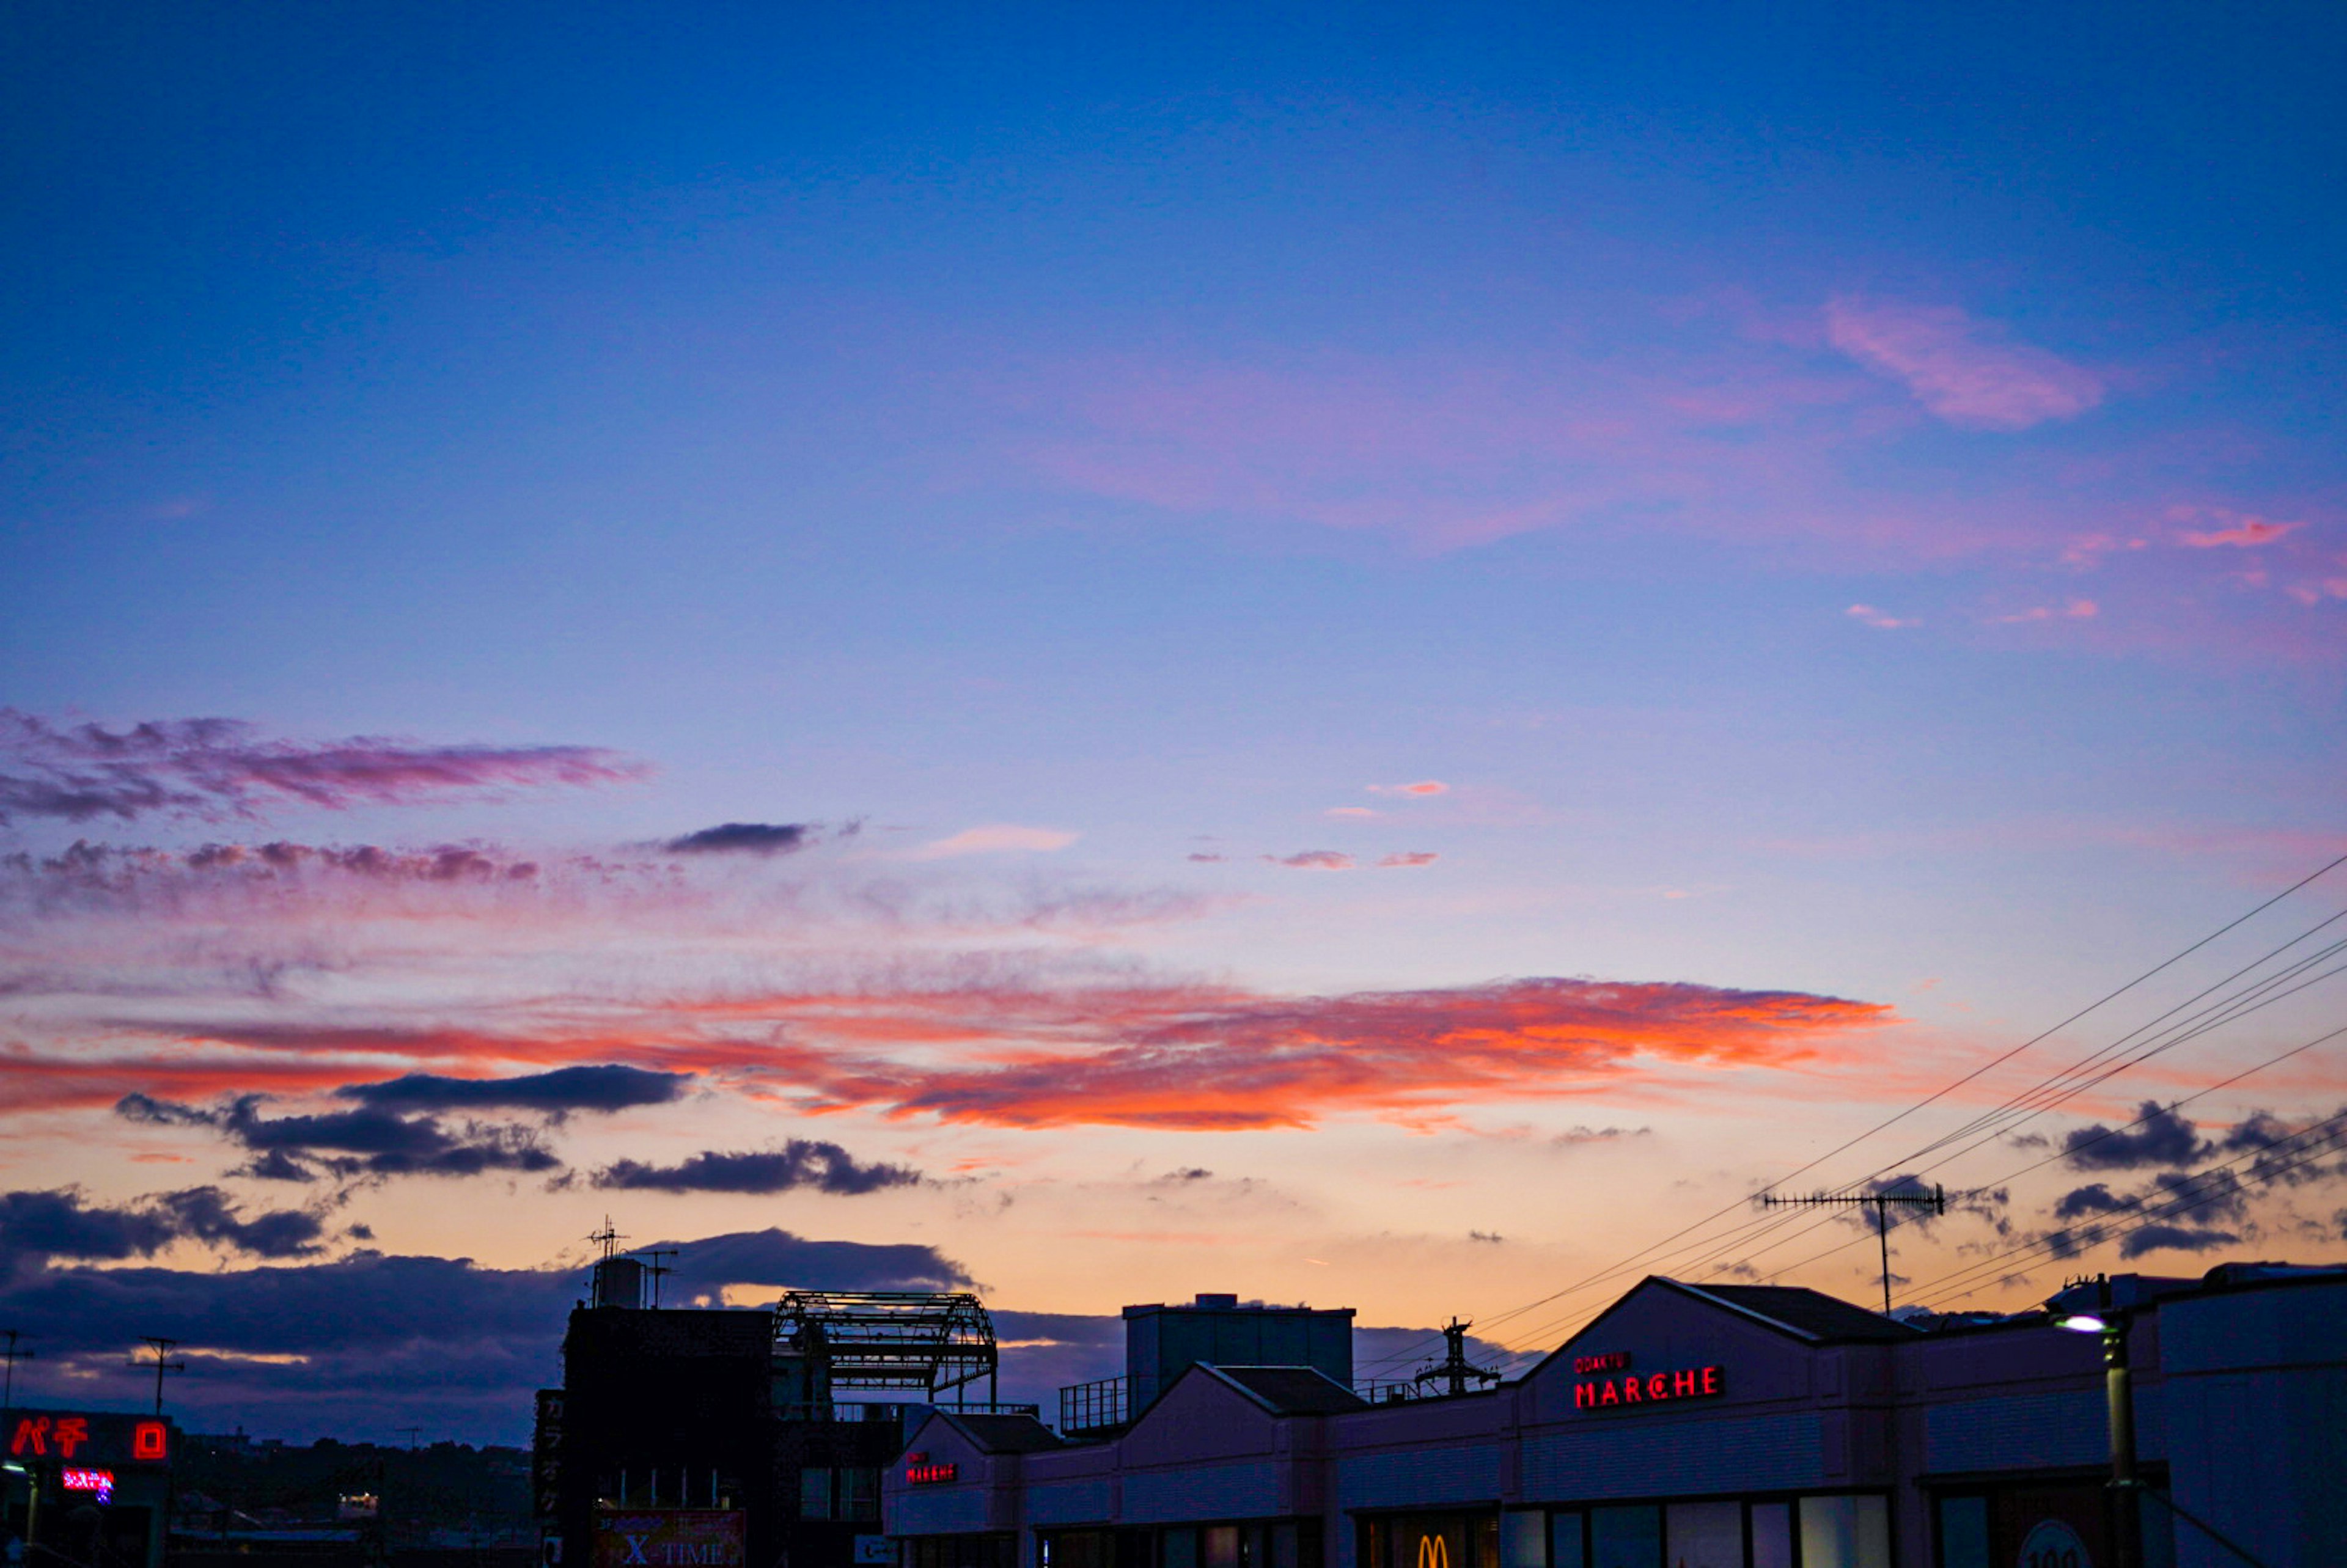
[1669,1282,1920,1343]
[922,1410,1067,1453]
[1203,1365,1368,1415]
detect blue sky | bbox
[3,2,2344,1440]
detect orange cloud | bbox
[1370,782,1449,797]
[25,976,1894,1134]
[757,977,1893,1129]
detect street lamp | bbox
[2051,1282,2140,1568]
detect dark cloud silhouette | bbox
[0,1228,966,1443]
[2120,1223,2241,1258]
[662,822,815,855]
[339,1066,692,1116]
[2053,1182,2131,1220]
[656,1228,969,1305]
[0,709,641,824]
[2062,1102,2211,1170]
[0,1185,327,1270]
[594,1142,922,1196]
[117,1093,560,1181]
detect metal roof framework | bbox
[774,1290,1000,1403]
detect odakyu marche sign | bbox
[1570,1352,1724,1411]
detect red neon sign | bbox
[133,1421,168,1462]
[902,1452,958,1485]
[9,1416,90,1459]
[1573,1352,1631,1376]
[62,1469,116,1494]
[1573,1365,1723,1410]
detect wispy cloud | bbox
[2172,508,2302,548]
[1846,604,1919,629]
[1368,781,1450,797]
[1265,850,1354,870]
[1994,598,2099,624]
[911,825,1079,859]
[1824,299,2104,430]
[0,711,643,825]
[1376,852,1439,868]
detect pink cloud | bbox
[1846,604,1919,629]
[1995,598,2100,624]
[1369,781,1449,797]
[1265,851,1354,870]
[909,824,1079,859]
[1376,852,1439,868]
[2172,509,2302,548]
[1824,299,2105,430]
[0,711,643,824]
[1325,806,1379,819]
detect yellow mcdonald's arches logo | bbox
[1414,1536,1449,1568]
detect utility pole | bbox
[130,1336,188,1415]
[398,1427,423,1452]
[1759,1185,1948,1314]
[1,1328,31,1412]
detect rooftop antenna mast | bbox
[589,1218,627,1261]
[1760,1185,1948,1314]
[642,1249,679,1309]
[1413,1317,1501,1398]
[1,1329,31,1412]
[130,1336,188,1416]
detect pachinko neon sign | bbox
[1571,1352,1724,1410]
[8,1412,171,1464]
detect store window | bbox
[1526,1495,1879,1568]
[1587,1507,1659,1568]
[1547,1514,1583,1568]
[1796,1495,1889,1568]
[1361,1512,1497,1568]
[1661,1503,1738,1568]
[1500,1512,1544,1568]
[1747,1503,1791,1568]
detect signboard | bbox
[62,1469,116,1502]
[853,1536,897,1566]
[6,1412,170,1466]
[592,1511,746,1568]
[1570,1354,1725,1410]
[2016,1520,2090,1568]
[902,1453,958,1485]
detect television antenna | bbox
[1759,1185,1948,1314]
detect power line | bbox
[1700,981,2347,1301]
[1359,849,2347,1376]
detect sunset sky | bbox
[4,3,2345,1443]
